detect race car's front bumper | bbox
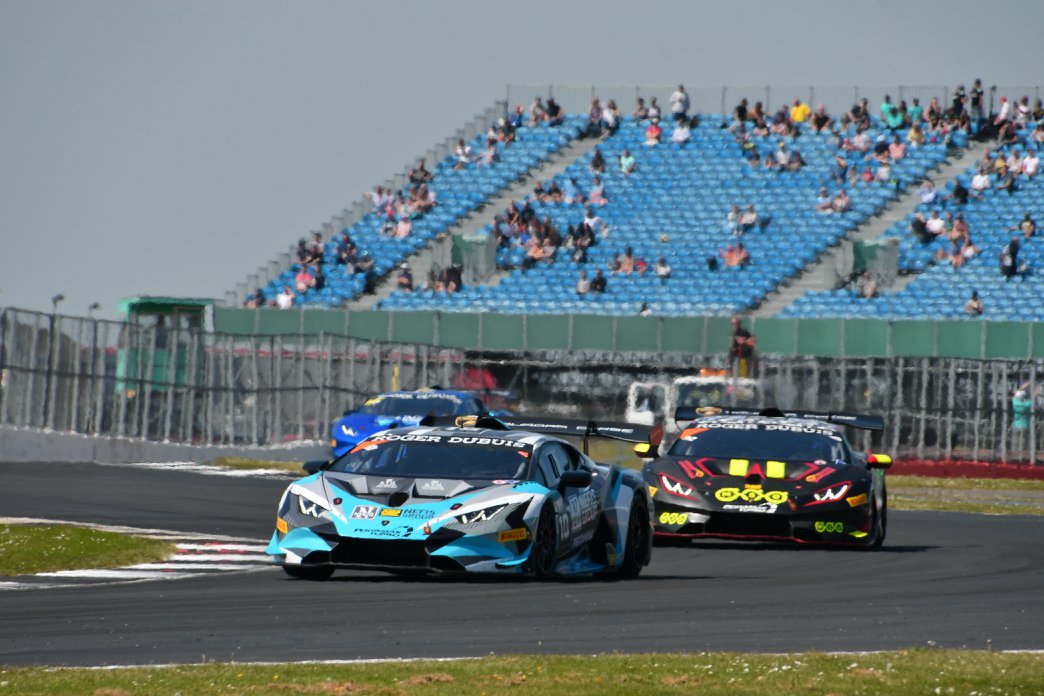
[652,500,873,545]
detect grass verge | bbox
[1,650,1042,695]
[0,524,175,577]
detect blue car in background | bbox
[330,389,488,457]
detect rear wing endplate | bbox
[673,406,884,432]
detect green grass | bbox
[890,475,1044,516]
[0,524,175,576]
[889,475,1044,491]
[1,650,1042,695]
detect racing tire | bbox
[526,504,557,579]
[611,497,651,579]
[282,564,335,581]
[867,487,888,550]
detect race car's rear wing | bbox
[419,414,661,454]
[673,406,884,432]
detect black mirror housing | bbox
[559,470,593,490]
[302,459,327,475]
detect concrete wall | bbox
[0,425,327,464]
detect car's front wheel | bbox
[868,486,888,549]
[526,505,557,578]
[282,564,335,581]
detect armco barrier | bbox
[215,307,1044,360]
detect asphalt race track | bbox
[1,461,1042,667]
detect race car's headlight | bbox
[456,503,507,525]
[297,494,331,518]
[659,473,696,499]
[808,482,851,505]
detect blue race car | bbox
[330,389,487,457]
[269,415,655,580]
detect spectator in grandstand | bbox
[368,185,392,215]
[583,206,606,238]
[909,212,933,244]
[996,167,1019,196]
[964,290,984,317]
[728,316,757,378]
[874,160,893,185]
[639,302,653,317]
[545,179,562,202]
[408,159,432,186]
[615,247,636,275]
[880,95,904,130]
[647,96,661,121]
[588,176,607,206]
[619,149,637,176]
[739,205,762,235]
[532,180,548,202]
[654,255,672,282]
[633,97,649,121]
[945,178,970,207]
[586,98,604,138]
[951,236,979,269]
[590,148,606,174]
[726,205,741,236]
[1015,96,1031,126]
[907,122,926,147]
[772,142,791,169]
[479,139,499,167]
[830,154,849,186]
[918,179,939,205]
[889,136,906,161]
[999,237,1021,279]
[453,138,473,169]
[561,177,583,204]
[970,167,991,197]
[810,103,832,133]
[671,119,691,144]
[590,269,607,294]
[543,216,562,248]
[789,98,811,124]
[575,270,590,298]
[1033,99,1044,122]
[1009,212,1036,239]
[719,243,750,268]
[602,99,621,135]
[508,104,524,129]
[925,210,946,238]
[529,96,548,125]
[396,264,413,292]
[570,226,592,264]
[924,96,942,124]
[968,80,984,125]
[244,288,266,308]
[832,189,851,213]
[295,264,315,294]
[393,215,412,239]
[336,232,358,268]
[644,117,662,146]
[815,188,833,213]
[276,285,295,309]
[546,98,564,127]
[413,184,437,214]
[1006,149,1025,177]
[1024,150,1040,177]
[442,265,463,293]
[855,271,878,299]
[670,85,690,122]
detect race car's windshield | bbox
[328,437,531,480]
[355,395,463,417]
[669,425,848,463]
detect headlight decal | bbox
[658,473,697,499]
[805,481,852,506]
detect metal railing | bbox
[1,306,1039,463]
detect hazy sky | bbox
[2,0,1042,319]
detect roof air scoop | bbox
[388,491,409,508]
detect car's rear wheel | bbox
[282,564,335,581]
[613,497,651,578]
[526,505,557,578]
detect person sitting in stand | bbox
[644,117,662,146]
[453,138,473,169]
[964,290,984,316]
[654,255,672,281]
[590,148,606,173]
[590,269,607,293]
[545,179,562,202]
[575,269,590,297]
[408,159,432,185]
[588,175,607,206]
[671,119,691,144]
[832,189,851,213]
[396,264,413,292]
[619,149,637,175]
[855,270,878,299]
[632,97,649,121]
[1009,211,1037,239]
[815,187,833,213]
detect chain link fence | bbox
[1,306,1039,463]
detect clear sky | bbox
[2,0,1041,319]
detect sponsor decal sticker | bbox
[722,503,777,513]
[497,528,529,543]
[276,517,288,534]
[658,511,690,525]
[350,505,379,520]
[380,509,402,517]
[715,487,788,504]
[374,478,399,490]
[846,493,869,507]
[815,521,844,533]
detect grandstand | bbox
[232,85,1043,322]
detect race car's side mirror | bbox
[867,453,892,469]
[559,470,593,490]
[302,459,327,475]
[633,442,657,459]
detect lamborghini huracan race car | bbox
[269,415,654,579]
[330,389,488,457]
[640,407,891,547]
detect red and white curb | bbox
[0,517,272,591]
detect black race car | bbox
[639,407,891,547]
